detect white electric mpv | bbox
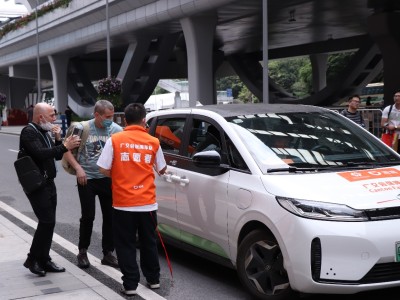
[146,103,400,300]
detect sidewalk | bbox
[0,125,25,136]
[0,210,125,300]
[1,126,122,299]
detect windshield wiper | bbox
[267,167,328,173]
[267,161,400,173]
[342,161,400,168]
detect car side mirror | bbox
[192,150,229,173]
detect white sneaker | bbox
[120,287,137,296]
[148,282,160,289]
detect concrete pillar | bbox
[367,12,400,107]
[10,78,35,109]
[310,54,328,93]
[48,55,69,113]
[2,76,35,109]
[0,76,10,108]
[174,91,181,108]
[181,14,217,107]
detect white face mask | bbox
[40,120,54,131]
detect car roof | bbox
[189,103,328,118]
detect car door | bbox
[174,115,231,258]
[149,114,187,240]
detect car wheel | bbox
[237,229,294,300]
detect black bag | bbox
[14,155,47,194]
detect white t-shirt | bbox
[382,105,400,128]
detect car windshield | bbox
[226,111,400,174]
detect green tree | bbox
[153,86,169,94]
[326,52,355,83]
[216,51,365,102]
[237,85,253,103]
[216,76,244,98]
[269,57,310,94]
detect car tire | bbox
[237,229,295,300]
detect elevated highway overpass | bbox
[1,0,400,116]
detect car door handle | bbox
[179,176,189,184]
[162,172,173,183]
[170,175,181,182]
[170,175,189,186]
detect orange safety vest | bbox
[110,125,161,207]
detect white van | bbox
[146,103,400,299]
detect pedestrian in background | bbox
[366,96,372,107]
[381,90,400,152]
[381,91,400,131]
[63,100,122,269]
[97,103,167,296]
[20,103,80,276]
[341,94,365,127]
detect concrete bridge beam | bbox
[181,14,217,107]
[368,11,400,107]
[48,55,69,113]
[310,54,328,93]
[9,64,52,81]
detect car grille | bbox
[311,238,400,284]
[360,262,400,283]
[365,206,400,220]
[311,238,322,281]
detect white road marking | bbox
[0,201,167,300]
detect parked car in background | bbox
[146,103,400,300]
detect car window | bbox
[226,137,249,171]
[187,120,222,157]
[154,117,186,155]
[227,111,400,173]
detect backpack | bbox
[61,121,90,175]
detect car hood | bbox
[261,166,400,210]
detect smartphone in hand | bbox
[72,127,82,137]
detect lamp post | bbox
[35,0,41,102]
[106,0,111,78]
[262,0,268,103]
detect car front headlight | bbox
[276,196,368,222]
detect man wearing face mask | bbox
[20,103,81,276]
[63,100,122,268]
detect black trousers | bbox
[26,181,57,264]
[77,177,114,254]
[113,209,160,290]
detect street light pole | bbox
[35,0,41,102]
[106,0,111,78]
[262,0,269,103]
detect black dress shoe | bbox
[23,259,46,277]
[42,260,66,272]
